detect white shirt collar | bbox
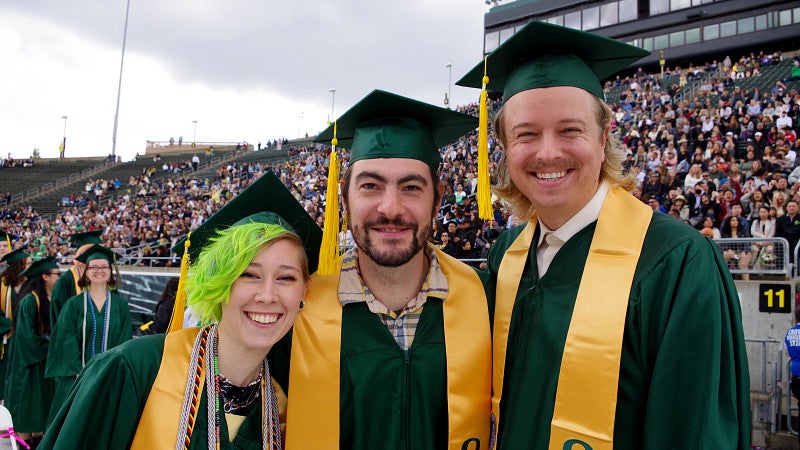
[537,181,610,248]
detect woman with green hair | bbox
[41,213,310,450]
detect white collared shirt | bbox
[536,182,610,277]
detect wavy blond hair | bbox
[492,93,635,220]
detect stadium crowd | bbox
[1,51,800,271]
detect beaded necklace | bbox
[219,371,262,414]
[82,290,111,366]
[178,324,281,450]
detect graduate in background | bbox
[41,173,320,449]
[49,230,104,327]
[0,234,17,272]
[5,257,60,448]
[0,248,31,402]
[0,231,15,269]
[142,276,179,335]
[45,245,131,426]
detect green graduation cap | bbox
[19,257,59,278]
[69,230,104,248]
[74,244,121,265]
[456,21,650,100]
[314,89,478,170]
[172,172,322,273]
[0,248,29,265]
[0,231,17,243]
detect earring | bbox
[298,300,305,310]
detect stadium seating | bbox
[0,158,116,210]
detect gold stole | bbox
[1,282,10,354]
[1,282,9,318]
[31,292,42,335]
[131,327,201,449]
[131,327,288,448]
[493,186,651,450]
[286,246,491,450]
[70,266,82,295]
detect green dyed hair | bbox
[186,221,308,323]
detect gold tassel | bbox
[317,123,341,276]
[477,55,492,221]
[167,232,191,333]
[112,252,122,287]
[4,234,10,252]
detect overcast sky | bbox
[1,1,490,162]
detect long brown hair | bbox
[1,258,28,288]
[14,274,51,336]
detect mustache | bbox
[364,217,417,229]
[522,160,578,172]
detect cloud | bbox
[0,1,487,161]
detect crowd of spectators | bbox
[1,153,35,168]
[1,50,799,272]
[160,160,195,174]
[1,159,282,265]
[616,52,800,273]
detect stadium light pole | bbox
[329,88,336,125]
[298,112,304,138]
[111,0,131,161]
[192,120,198,146]
[60,115,68,159]
[445,62,453,109]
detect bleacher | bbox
[3,142,310,217]
[604,55,800,116]
[0,158,118,211]
[733,57,800,94]
[604,84,627,105]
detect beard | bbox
[350,216,430,268]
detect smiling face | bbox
[344,158,438,268]
[85,259,112,287]
[500,86,607,229]
[218,238,307,357]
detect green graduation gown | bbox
[45,290,132,425]
[340,301,449,449]
[0,282,18,401]
[40,334,269,450]
[483,212,751,449]
[49,268,80,326]
[268,301,454,450]
[4,292,55,433]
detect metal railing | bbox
[2,158,122,206]
[712,237,791,278]
[786,359,798,438]
[747,338,784,435]
[641,66,722,121]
